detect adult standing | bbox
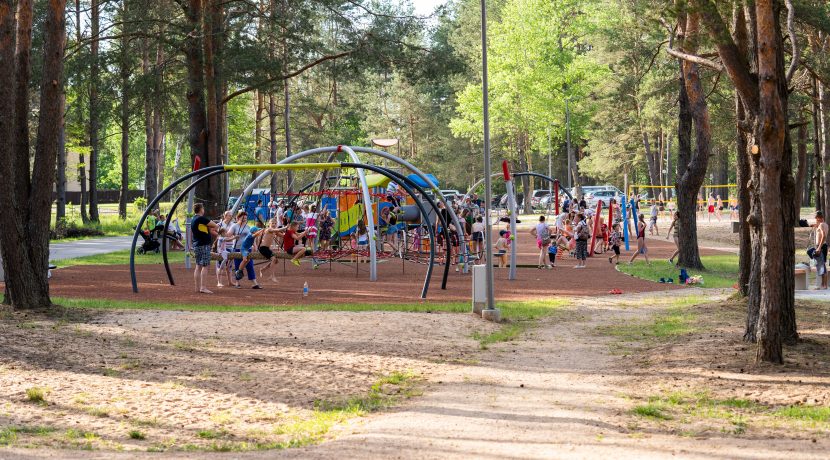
[573,213,589,269]
[255,200,268,226]
[815,211,828,289]
[229,210,260,289]
[530,215,552,269]
[191,203,218,294]
[666,211,680,265]
[628,214,650,265]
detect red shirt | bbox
[283,229,296,252]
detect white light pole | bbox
[480,0,497,319]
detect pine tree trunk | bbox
[56,94,67,221]
[118,8,130,219]
[794,122,808,212]
[814,77,824,213]
[13,0,33,217]
[269,93,278,192]
[87,0,100,222]
[736,97,751,299]
[183,0,209,208]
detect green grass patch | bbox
[25,387,48,404]
[618,254,738,288]
[53,249,187,268]
[599,297,704,344]
[0,426,56,445]
[471,299,569,349]
[774,405,830,422]
[128,430,146,440]
[632,404,672,420]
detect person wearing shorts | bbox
[573,213,589,269]
[607,223,621,265]
[191,203,218,294]
[815,211,828,289]
[495,230,509,268]
[471,216,485,259]
[530,215,552,269]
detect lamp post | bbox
[480,0,498,320]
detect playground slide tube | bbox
[342,162,441,298]
[162,169,228,286]
[130,166,225,293]
[363,164,452,291]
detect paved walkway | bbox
[49,236,133,262]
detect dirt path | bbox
[272,291,828,460]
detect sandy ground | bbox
[3,289,829,459]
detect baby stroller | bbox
[136,225,163,254]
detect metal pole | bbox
[566,98,571,190]
[480,0,497,315]
[547,127,552,196]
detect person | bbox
[318,209,334,251]
[232,217,264,289]
[530,215,552,269]
[495,230,509,268]
[255,199,268,226]
[471,215,485,259]
[628,214,650,265]
[283,220,310,266]
[276,199,286,225]
[547,229,559,267]
[573,213,589,269]
[707,193,715,222]
[578,196,587,211]
[191,203,218,294]
[815,211,828,289]
[607,223,621,265]
[214,227,233,287]
[229,211,260,289]
[562,197,571,213]
[354,219,369,264]
[715,194,724,221]
[666,211,680,265]
[258,218,286,282]
[648,202,660,236]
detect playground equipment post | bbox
[479,0,498,320]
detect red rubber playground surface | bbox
[44,237,728,306]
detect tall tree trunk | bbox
[794,122,808,212]
[674,12,710,270]
[183,0,210,208]
[88,0,100,222]
[13,0,33,218]
[56,93,67,221]
[813,76,823,212]
[269,93,278,192]
[74,0,88,223]
[253,90,264,182]
[203,0,224,213]
[118,4,130,220]
[0,0,68,309]
[643,131,660,195]
[142,38,157,202]
[820,81,830,216]
[284,80,293,192]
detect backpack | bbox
[577,222,590,241]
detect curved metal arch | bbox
[161,169,229,286]
[342,162,440,298]
[234,146,470,272]
[130,165,226,293]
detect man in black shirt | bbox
[191,203,218,294]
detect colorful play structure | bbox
[130,145,466,299]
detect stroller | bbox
[136,224,163,254]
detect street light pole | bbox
[480,0,497,317]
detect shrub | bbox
[133,196,148,212]
[25,387,47,403]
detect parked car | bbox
[499,192,524,209]
[585,189,620,208]
[530,190,551,208]
[440,189,462,203]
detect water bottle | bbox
[303,281,309,297]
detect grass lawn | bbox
[53,249,187,268]
[617,254,738,288]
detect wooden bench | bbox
[794,267,809,291]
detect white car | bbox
[586,190,621,208]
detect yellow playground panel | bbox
[627,184,738,207]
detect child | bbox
[233,223,265,289]
[471,215,485,259]
[547,235,558,267]
[607,223,621,265]
[354,219,369,264]
[215,227,233,287]
[495,230,509,268]
[258,218,286,282]
[283,221,310,266]
[318,209,334,251]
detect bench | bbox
[794,267,809,291]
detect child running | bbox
[258,218,286,282]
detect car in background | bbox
[440,189,462,203]
[499,192,524,209]
[585,189,621,208]
[530,190,551,208]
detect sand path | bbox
[272,292,828,460]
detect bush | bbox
[51,218,105,240]
[133,197,148,212]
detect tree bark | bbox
[674,12,709,270]
[813,76,823,213]
[820,81,830,216]
[254,90,264,182]
[13,0,33,217]
[57,93,67,221]
[74,0,88,223]
[203,0,224,213]
[269,93,278,192]
[0,0,67,310]
[142,37,157,202]
[794,122,808,212]
[88,0,100,222]
[118,2,130,219]
[183,0,210,208]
